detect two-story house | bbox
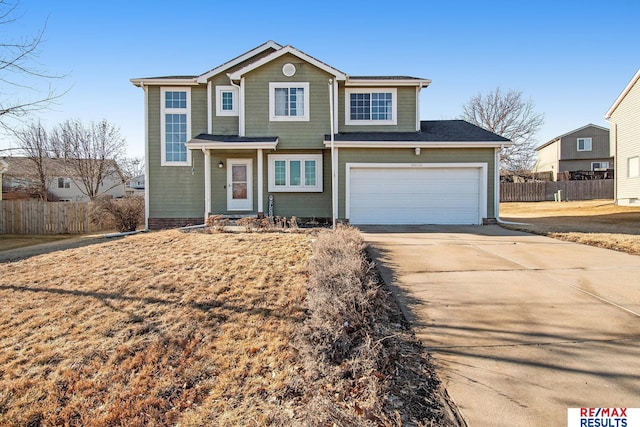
[605,69,640,206]
[533,124,612,181]
[131,41,510,229]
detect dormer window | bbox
[345,88,397,126]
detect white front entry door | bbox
[227,159,253,211]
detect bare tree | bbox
[461,87,544,172]
[52,118,127,199]
[118,156,145,181]
[13,121,52,200]
[0,0,65,129]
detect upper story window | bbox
[345,88,397,126]
[216,85,238,116]
[577,137,592,152]
[269,82,310,121]
[629,157,640,178]
[161,87,191,166]
[268,154,322,192]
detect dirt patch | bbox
[500,200,640,255]
[0,235,76,252]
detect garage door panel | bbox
[349,166,482,225]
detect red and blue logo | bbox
[568,408,639,427]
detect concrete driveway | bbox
[361,225,640,427]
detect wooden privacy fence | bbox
[500,180,614,202]
[0,200,107,235]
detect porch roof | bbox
[186,134,278,150]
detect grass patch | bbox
[500,200,640,255]
[0,227,458,425]
[0,235,75,252]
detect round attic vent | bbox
[282,63,296,77]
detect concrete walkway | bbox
[361,225,640,427]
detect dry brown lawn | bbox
[500,200,640,255]
[0,230,311,426]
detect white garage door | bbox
[348,165,484,225]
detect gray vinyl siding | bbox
[610,77,640,202]
[558,158,613,172]
[338,85,417,132]
[243,53,331,149]
[560,127,610,160]
[147,85,207,219]
[336,148,497,219]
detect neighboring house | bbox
[125,174,145,196]
[533,124,612,181]
[605,69,640,206]
[1,157,126,201]
[131,41,510,229]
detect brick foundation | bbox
[148,217,204,230]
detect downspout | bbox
[227,74,244,136]
[329,79,336,230]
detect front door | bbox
[227,159,253,211]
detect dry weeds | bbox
[0,230,310,426]
[500,200,640,255]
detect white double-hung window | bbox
[345,88,397,125]
[161,87,191,166]
[216,85,238,116]
[577,137,592,152]
[268,154,322,192]
[269,82,309,121]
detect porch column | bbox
[257,148,264,216]
[203,148,211,222]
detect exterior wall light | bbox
[218,161,224,168]
[415,147,421,156]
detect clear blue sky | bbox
[2,0,639,158]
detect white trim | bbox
[591,161,610,171]
[628,156,640,178]
[345,78,431,87]
[577,137,592,152]
[239,78,245,136]
[345,162,488,224]
[415,87,420,132]
[268,154,323,192]
[131,78,197,87]
[160,87,192,166]
[228,45,347,81]
[196,41,282,83]
[207,82,212,133]
[323,140,510,149]
[227,159,253,211]
[269,82,310,122]
[215,85,239,116]
[186,140,278,151]
[605,68,640,119]
[204,149,211,221]
[257,149,264,214]
[143,85,150,229]
[345,88,397,126]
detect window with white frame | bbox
[57,177,70,189]
[591,162,609,171]
[577,137,592,152]
[629,157,640,178]
[345,88,397,125]
[216,85,238,116]
[269,82,309,121]
[268,154,322,192]
[161,87,191,166]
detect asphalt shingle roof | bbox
[325,120,510,142]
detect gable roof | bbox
[605,68,640,119]
[196,40,282,83]
[227,44,348,81]
[536,123,610,151]
[323,120,510,148]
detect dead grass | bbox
[0,227,458,426]
[500,200,640,255]
[0,230,311,426]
